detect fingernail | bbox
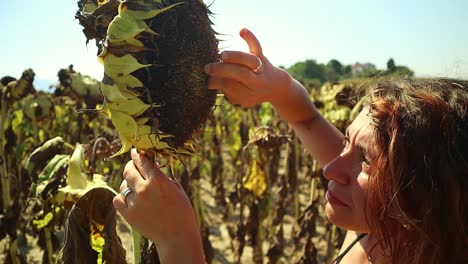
[204,64,211,74]
[240,28,250,36]
[220,52,228,61]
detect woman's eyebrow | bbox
[345,127,350,139]
[343,136,350,143]
[347,127,373,160]
[356,139,374,160]
[358,144,369,156]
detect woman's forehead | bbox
[347,108,378,155]
[347,108,372,137]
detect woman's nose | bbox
[322,154,352,185]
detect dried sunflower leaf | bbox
[121,2,182,20]
[101,53,151,79]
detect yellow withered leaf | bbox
[97,0,108,6]
[90,223,105,264]
[107,97,150,117]
[135,125,172,138]
[82,1,98,14]
[122,2,182,20]
[130,134,175,151]
[174,145,197,156]
[135,117,150,125]
[243,160,267,197]
[128,125,175,150]
[54,145,117,205]
[102,71,144,91]
[107,11,153,43]
[101,53,151,79]
[67,144,88,189]
[32,207,61,229]
[101,83,138,102]
[112,73,144,89]
[108,137,133,158]
[109,110,138,138]
[110,37,145,48]
[120,90,140,100]
[107,110,141,157]
[119,0,163,12]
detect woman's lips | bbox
[326,190,349,207]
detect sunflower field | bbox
[0,62,369,264]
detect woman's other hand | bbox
[204,28,292,107]
[113,149,204,263]
[205,28,344,167]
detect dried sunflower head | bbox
[76,0,219,158]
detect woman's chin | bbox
[325,203,369,233]
[325,202,353,230]
[325,202,340,224]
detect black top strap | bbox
[332,233,367,264]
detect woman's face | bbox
[323,108,378,233]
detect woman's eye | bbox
[361,155,371,169]
[361,160,370,168]
[342,137,350,149]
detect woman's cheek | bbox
[353,172,370,210]
[350,172,372,232]
[356,171,369,188]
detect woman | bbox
[113,28,468,263]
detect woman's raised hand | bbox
[204,28,292,107]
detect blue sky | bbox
[1,0,467,90]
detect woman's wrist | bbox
[270,71,318,124]
[156,239,205,263]
[154,224,205,263]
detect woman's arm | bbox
[205,28,344,167]
[273,76,344,167]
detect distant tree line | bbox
[284,58,414,90]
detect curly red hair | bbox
[363,77,468,263]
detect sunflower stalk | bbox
[192,178,203,229]
[9,239,21,264]
[0,91,11,213]
[31,108,39,145]
[132,229,143,264]
[44,227,55,264]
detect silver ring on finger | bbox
[253,57,263,74]
[121,187,134,205]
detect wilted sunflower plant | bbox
[74,0,220,262]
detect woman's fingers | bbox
[113,178,136,213]
[205,62,256,86]
[113,195,127,214]
[208,76,247,92]
[239,28,263,57]
[123,159,146,192]
[130,149,163,181]
[220,51,263,72]
[204,28,273,107]
[208,77,257,106]
[119,175,129,193]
